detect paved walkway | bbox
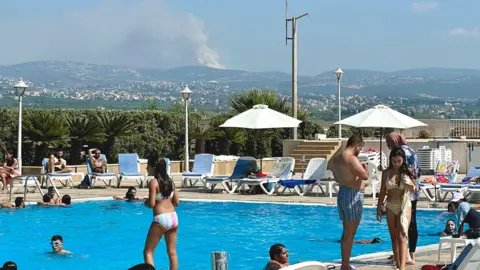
[0,175,467,269]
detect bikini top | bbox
[156,191,174,201]
[385,171,408,191]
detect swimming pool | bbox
[0,200,450,269]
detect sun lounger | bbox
[438,184,469,202]
[204,156,255,193]
[41,158,74,191]
[144,158,171,186]
[419,182,439,201]
[282,261,329,270]
[446,238,480,269]
[182,154,214,187]
[7,175,42,194]
[235,157,295,195]
[276,158,329,196]
[86,154,117,187]
[117,153,145,188]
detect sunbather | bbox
[0,197,25,209]
[264,243,289,270]
[114,187,147,202]
[88,148,106,173]
[47,151,72,173]
[0,150,21,193]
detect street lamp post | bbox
[181,86,192,172]
[14,79,27,174]
[334,67,344,139]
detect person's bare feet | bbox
[406,259,415,265]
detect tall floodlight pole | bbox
[334,67,344,139]
[286,0,308,139]
[14,79,27,174]
[181,86,192,172]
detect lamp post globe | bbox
[334,67,344,82]
[181,86,192,175]
[14,79,27,97]
[13,79,28,178]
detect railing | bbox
[450,119,480,138]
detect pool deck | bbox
[0,175,469,269]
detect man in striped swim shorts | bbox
[328,135,369,270]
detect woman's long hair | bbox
[388,147,415,185]
[154,157,174,198]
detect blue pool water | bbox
[0,200,451,270]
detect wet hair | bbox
[14,197,24,208]
[61,195,71,205]
[388,147,415,185]
[371,237,382,243]
[269,243,286,260]
[126,186,137,197]
[444,219,455,233]
[128,263,156,270]
[51,235,63,242]
[346,135,364,148]
[2,261,17,270]
[43,194,52,203]
[48,187,55,193]
[125,193,136,201]
[154,157,174,198]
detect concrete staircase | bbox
[289,141,342,174]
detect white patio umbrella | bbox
[220,104,302,129]
[334,104,427,169]
[220,104,302,171]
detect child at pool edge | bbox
[143,157,179,269]
[49,235,72,255]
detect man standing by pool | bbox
[328,134,369,270]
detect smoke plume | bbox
[0,0,225,69]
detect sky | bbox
[0,0,479,75]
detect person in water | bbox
[448,193,480,239]
[114,186,146,201]
[143,157,179,269]
[310,238,383,244]
[1,261,17,270]
[327,135,369,270]
[265,244,289,270]
[49,235,72,255]
[441,219,455,236]
[0,197,25,209]
[376,147,417,270]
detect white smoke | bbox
[0,0,225,69]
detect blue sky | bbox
[0,0,479,75]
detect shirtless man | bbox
[48,151,72,173]
[327,135,369,270]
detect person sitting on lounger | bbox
[48,151,72,173]
[0,150,21,193]
[88,148,106,173]
[0,197,25,209]
[114,187,146,202]
[264,244,289,270]
[309,237,383,244]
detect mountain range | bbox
[1,61,480,98]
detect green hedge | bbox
[0,108,323,166]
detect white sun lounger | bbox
[276,158,330,196]
[282,261,329,270]
[182,154,215,187]
[438,184,469,202]
[7,175,43,194]
[235,157,295,195]
[86,154,117,187]
[41,158,74,190]
[446,238,480,269]
[419,182,439,201]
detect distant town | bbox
[1,61,479,121]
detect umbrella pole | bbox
[379,128,383,171]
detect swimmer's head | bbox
[47,187,55,195]
[269,243,289,264]
[447,202,456,213]
[50,235,64,253]
[126,186,137,196]
[43,194,52,203]
[14,197,24,208]
[445,219,455,234]
[61,195,71,205]
[371,237,383,243]
[2,261,17,270]
[125,193,136,201]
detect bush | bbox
[418,130,431,139]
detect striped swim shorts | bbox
[337,187,364,221]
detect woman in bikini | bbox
[0,150,21,192]
[376,147,417,270]
[143,157,179,269]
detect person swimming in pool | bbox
[0,197,25,209]
[114,187,147,202]
[48,235,72,255]
[309,237,383,244]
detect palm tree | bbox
[23,110,69,165]
[66,115,106,165]
[97,113,136,160]
[191,124,222,153]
